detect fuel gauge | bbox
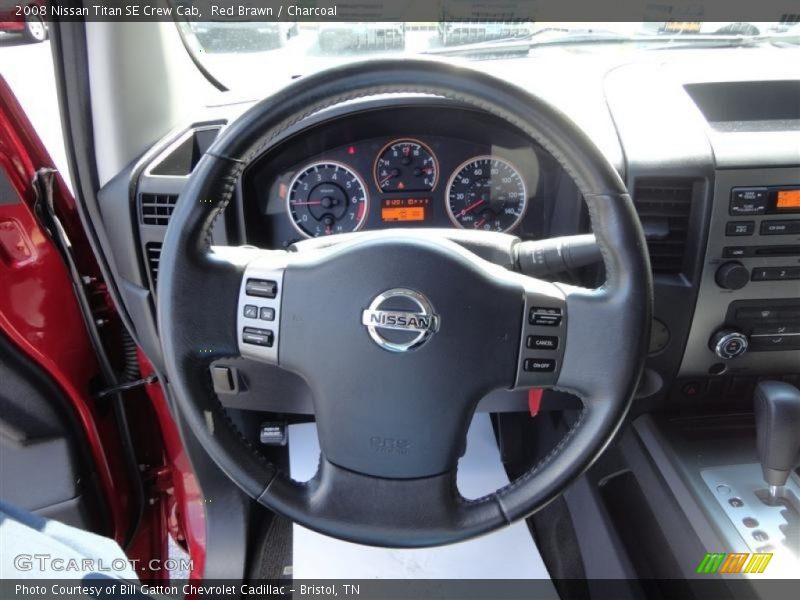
[374,138,438,192]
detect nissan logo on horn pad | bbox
[361,288,439,352]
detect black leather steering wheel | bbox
[158,58,652,547]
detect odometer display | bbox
[375,139,438,192]
[445,156,527,232]
[287,161,368,238]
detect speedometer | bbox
[287,161,368,238]
[445,156,527,232]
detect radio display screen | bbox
[381,197,432,222]
[776,189,800,210]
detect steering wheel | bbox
[158,58,652,547]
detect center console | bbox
[680,167,800,379]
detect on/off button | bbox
[524,358,556,372]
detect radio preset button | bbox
[751,266,800,281]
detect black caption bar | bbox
[1,0,798,22]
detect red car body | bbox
[0,74,204,580]
[0,1,48,42]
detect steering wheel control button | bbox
[527,335,559,350]
[529,307,563,327]
[246,278,277,298]
[242,327,274,347]
[259,422,288,446]
[238,257,286,364]
[730,188,767,216]
[725,221,755,236]
[524,358,556,372]
[362,288,439,353]
[516,289,567,389]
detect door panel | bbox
[0,74,126,540]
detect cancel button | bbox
[527,335,559,350]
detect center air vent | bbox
[632,178,696,275]
[145,242,162,289]
[140,194,178,226]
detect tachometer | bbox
[445,156,527,232]
[374,138,438,192]
[287,161,368,238]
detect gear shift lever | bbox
[754,381,800,498]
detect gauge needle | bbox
[474,217,487,229]
[380,174,396,186]
[291,201,321,205]
[458,198,485,217]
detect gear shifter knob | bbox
[754,381,800,492]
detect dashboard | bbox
[115,50,799,417]
[241,106,566,249]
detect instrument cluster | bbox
[241,105,554,248]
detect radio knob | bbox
[715,261,749,290]
[709,329,749,360]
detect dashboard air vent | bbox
[140,193,178,226]
[632,179,695,275]
[146,242,162,288]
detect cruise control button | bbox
[243,304,258,319]
[246,279,277,298]
[529,307,562,327]
[523,358,556,372]
[259,307,275,321]
[527,335,559,350]
[242,327,274,347]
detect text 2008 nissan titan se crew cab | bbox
[0,8,798,599]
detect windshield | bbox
[179,21,799,92]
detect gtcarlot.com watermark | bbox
[13,553,192,573]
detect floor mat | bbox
[289,414,556,583]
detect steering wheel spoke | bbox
[511,277,568,389]
[236,251,290,364]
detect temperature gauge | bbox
[374,139,438,192]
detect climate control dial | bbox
[709,328,749,360]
